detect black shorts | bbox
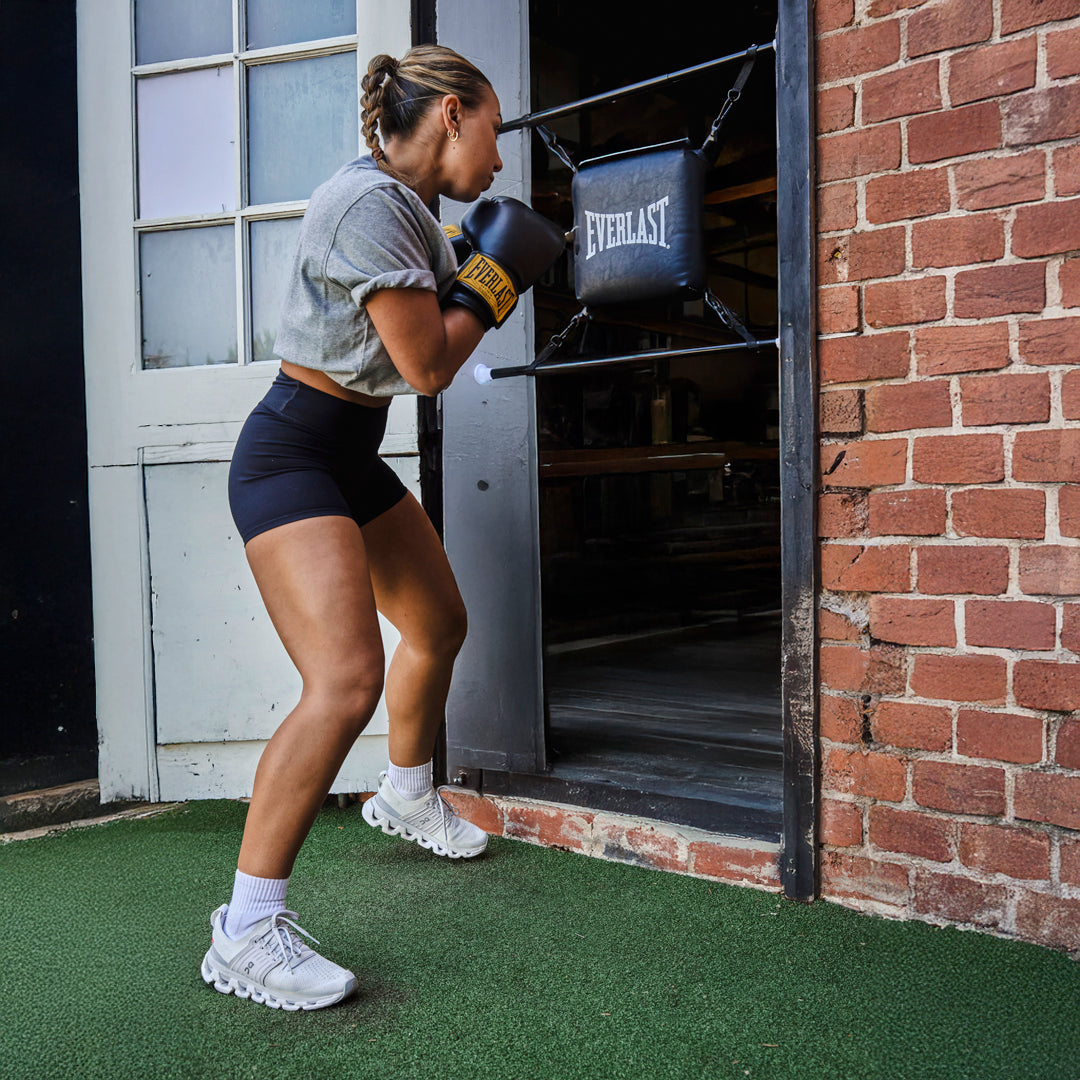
[228,369,408,544]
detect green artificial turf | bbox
[3,800,1078,1080]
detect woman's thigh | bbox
[245,514,385,690]
[361,491,467,651]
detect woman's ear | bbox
[440,93,463,135]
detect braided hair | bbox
[361,45,493,168]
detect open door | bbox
[79,0,415,801]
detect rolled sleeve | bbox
[349,267,437,306]
[325,187,439,307]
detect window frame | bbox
[129,6,359,371]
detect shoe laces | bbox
[406,788,458,837]
[258,911,319,971]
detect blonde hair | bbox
[361,45,493,162]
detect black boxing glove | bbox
[443,222,472,267]
[443,197,566,330]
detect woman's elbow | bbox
[411,370,453,397]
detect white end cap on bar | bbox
[473,363,493,384]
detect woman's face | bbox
[443,86,503,202]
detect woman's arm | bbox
[365,287,485,397]
[366,198,566,396]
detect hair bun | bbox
[364,53,399,91]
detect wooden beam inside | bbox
[705,177,778,205]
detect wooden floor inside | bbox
[543,622,783,838]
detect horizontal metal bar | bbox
[499,41,777,133]
[481,337,779,381]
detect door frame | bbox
[775,0,819,902]
[447,0,816,894]
[439,0,818,900]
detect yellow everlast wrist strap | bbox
[456,252,519,326]
[443,223,463,240]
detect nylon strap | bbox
[527,306,592,373]
[699,47,759,165]
[537,124,579,173]
[704,290,757,347]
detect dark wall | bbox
[0,0,96,793]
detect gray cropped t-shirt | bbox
[273,155,458,398]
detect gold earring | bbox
[447,128,459,142]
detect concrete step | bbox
[0,779,126,833]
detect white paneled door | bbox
[78,0,413,800]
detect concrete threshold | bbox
[0,778,177,841]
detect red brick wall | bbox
[816,0,1080,951]
[442,788,782,891]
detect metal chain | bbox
[707,87,742,141]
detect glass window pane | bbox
[246,0,356,50]
[135,0,231,65]
[140,227,237,369]
[250,218,303,362]
[137,68,235,220]
[247,53,357,206]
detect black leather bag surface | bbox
[571,139,706,306]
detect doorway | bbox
[440,0,816,891]
[525,0,784,838]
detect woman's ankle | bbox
[387,759,433,800]
[224,868,290,939]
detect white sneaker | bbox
[201,904,357,1011]
[362,773,489,858]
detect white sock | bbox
[387,760,433,800]
[223,869,289,940]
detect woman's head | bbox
[361,45,502,202]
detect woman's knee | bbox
[444,598,469,655]
[412,598,468,660]
[305,663,385,736]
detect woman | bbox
[200,44,562,1011]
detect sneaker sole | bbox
[201,953,357,1011]
[361,796,487,859]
